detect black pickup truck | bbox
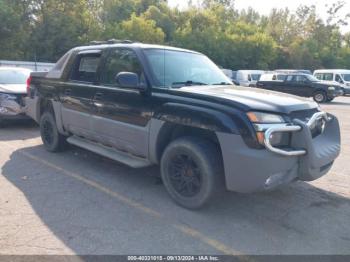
[25,41,341,209]
[257,73,343,103]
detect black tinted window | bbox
[70,54,101,83]
[295,75,307,82]
[101,48,143,86]
[335,74,343,83]
[286,75,293,81]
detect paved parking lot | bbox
[0,97,350,255]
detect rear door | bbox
[60,50,101,139]
[90,47,152,158]
[270,75,293,94]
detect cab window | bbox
[316,73,333,81]
[101,48,144,86]
[70,53,101,83]
[314,73,322,80]
[294,75,307,82]
[286,75,293,81]
[335,74,343,83]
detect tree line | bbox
[1,0,350,70]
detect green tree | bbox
[29,0,99,62]
[116,14,165,43]
[0,0,36,60]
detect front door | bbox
[284,75,310,97]
[91,48,152,158]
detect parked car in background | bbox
[0,60,55,72]
[257,73,343,103]
[221,69,238,84]
[0,67,31,125]
[26,41,340,208]
[236,70,264,87]
[275,69,312,75]
[259,73,287,81]
[314,69,350,96]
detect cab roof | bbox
[314,69,350,73]
[73,42,201,55]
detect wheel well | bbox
[156,123,222,163]
[314,89,326,95]
[39,99,54,118]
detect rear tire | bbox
[40,112,67,152]
[160,137,223,209]
[313,91,327,103]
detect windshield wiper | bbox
[171,80,208,88]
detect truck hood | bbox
[0,84,26,94]
[176,85,318,114]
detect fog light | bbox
[269,132,290,147]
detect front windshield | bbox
[144,49,232,88]
[250,74,261,81]
[306,75,319,82]
[341,74,350,81]
[0,70,29,84]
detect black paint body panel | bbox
[32,43,320,149]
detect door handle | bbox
[94,92,104,100]
[64,89,71,95]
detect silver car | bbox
[0,67,32,125]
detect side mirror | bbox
[115,72,145,90]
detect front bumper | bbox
[342,87,350,96]
[0,94,28,120]
[217,112,340,193]
[328,89,344,98]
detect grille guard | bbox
[263,112,331,157]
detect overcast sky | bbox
[168,0,350,33]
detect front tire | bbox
[160,137,223,209]
[313,91,327,103]
[40,112,67,152]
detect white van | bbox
[314,69,350,95]
[236,70,265,87]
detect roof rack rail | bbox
[88,39,134,46]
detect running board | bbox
[67,136,151,168]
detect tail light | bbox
[26,76,32,96]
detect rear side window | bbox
[295,75,307,82]
[70,54,101,83]
[100,48,143,86]
[315,73,333,81]
[277,74,287,80]
[286,75,293,81]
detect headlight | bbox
[328,86,335,91]
[247,111,285,123]
[247,112,290,147]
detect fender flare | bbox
[38,97,69,136]
[153,103,238,133]
[148,103,239,163]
